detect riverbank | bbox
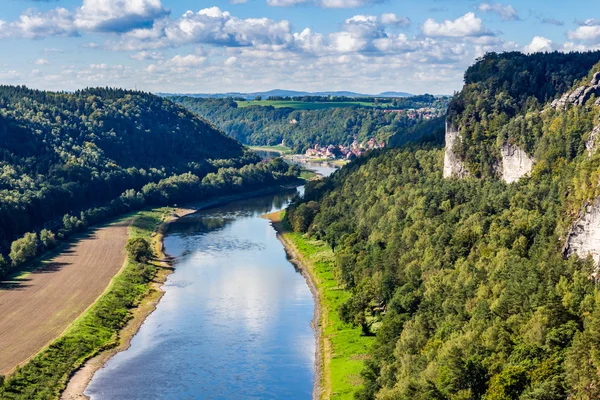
[61,182,304,400]
[265,211,373,400]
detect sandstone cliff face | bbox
[564,198,600,267]
[500,144,534,183]
[552,72,600,109]
[585,123,600,157]
[443,122,469,179]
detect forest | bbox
[0,86,300,279]
[170,95,449,153]
[286,51,600,399]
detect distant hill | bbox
[0,86,249,248]
[170,95,449,152]
[158,89,413,99]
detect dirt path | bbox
[0,220,130,376]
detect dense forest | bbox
[0,86,303,279]
[170,95,448,153]
[287,52,600,399]
[0,86,257,251]
[447,51,600,177]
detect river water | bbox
[84,163,336,400]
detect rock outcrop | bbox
[499,144,534,183]
[564,198,600,268]
[443,122,469,179]
[552,72,600,109]
[585,123,600,157]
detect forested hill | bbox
[447,51,600,177]
[286,51,600,399]
[170,95,448,153]
[0,86,251,249]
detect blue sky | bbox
[0,0,599,94]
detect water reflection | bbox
[85,190,315,400]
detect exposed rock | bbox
[579,86,600,106]
[552,73,600,109]
[564,198,600,267]
[499,143,534,183]
[443,122,469,179]
[585,123,600,157]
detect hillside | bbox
[0,86,251,251]
[170,95,448,153]
[285,51,600,399]
[158,89,413,100]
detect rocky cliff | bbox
[499,144,534,183]
[564,199,600,268]
[552,72,600,109]
[443,122,469,179]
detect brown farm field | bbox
[0,219,130,376]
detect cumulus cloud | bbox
[0,0,170,39]
[317,0,382,8]
[523,36,553,53]
[380,13,410,27]
[266,0,308,6]
[130,50,163,60]
[422,12,492,38]
[568,26,600,43]
[75,0,170,32]
[478,3,519,21]
[109,7,294,50]
[0,7,77,39]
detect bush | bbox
[39,229,57,250]
[125,237,153,262]
[10,232,38,267]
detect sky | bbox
[0,0,599,95]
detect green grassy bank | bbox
[0,208,171,399]
[268,211,373,399]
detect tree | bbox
[10,233,38,267]
[39,229,57,250]
[125,237,154,262]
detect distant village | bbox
[303,138,385,161]
[382,107,439,120]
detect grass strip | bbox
[270,211,373,400]
[0,208,171,400]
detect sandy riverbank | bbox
[263,210,324,400]
[61,183,302,400]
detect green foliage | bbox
[0,209,166,400]
[446,51,600,178]
[125,237,153,262]
[1,158,300,279]
[39,229,57,250]
[287,138,600,399]
[171,96,448,153]
[9,232,38,267]
[0,85,249,251]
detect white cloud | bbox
[266,0,308,6]
[478,3,519,21]
[523,36,553,53]
[576,19,600,27]
[380,13,410,27]
[110,7,294,51]
[568,25,600,42]
[318,0,381,8]
[130,51,163,60]
[0,8,77,39]
[34,58,50,65]
[422,12,492,38]
[75,0,169,32]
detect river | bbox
[84,163,337,399]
